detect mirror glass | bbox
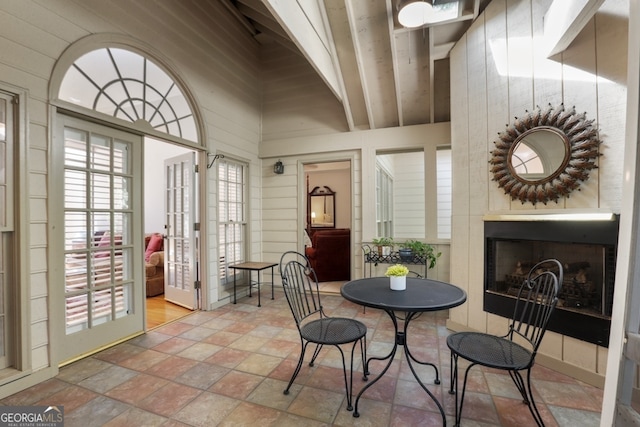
[509,127,568,183]
[375,150,425,239]
[309,186,335,228]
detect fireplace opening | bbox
[484,215,619,347]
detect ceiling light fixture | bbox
[397,0,459,28]
[397,0,434,28]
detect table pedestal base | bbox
[353,310,446,425]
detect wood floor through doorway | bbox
[146,295,192,329]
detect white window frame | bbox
[436,147,452,240]
[218,158,247,285]
[376,163,394,238]
[0,85,30,383]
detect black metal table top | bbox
[341,277,467,312]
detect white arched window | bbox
[58,47,197,142]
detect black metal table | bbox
[228,262,277,307]
[341,277,467,424]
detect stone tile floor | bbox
[0,289,603,426]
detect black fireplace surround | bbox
[484,215,619,347]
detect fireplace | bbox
[484,214,619,347]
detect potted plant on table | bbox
[372,237,394,256]
[385,264,409,291]
[399,239,441,269]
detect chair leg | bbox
[284,340,309,395]
[525,368,545,426]
[448,352,461,426]
[336,344,353,411]
[360,335,368,380]
[508,369,545,426]
[309,343,323,366]
[448,354,475,427]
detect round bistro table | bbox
[341,277,467,424]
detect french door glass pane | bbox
[64,127,134,333]
[64,170,86,209]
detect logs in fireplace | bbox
[484,215,619,347]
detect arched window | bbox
[58,47,197,142]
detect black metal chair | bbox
[447,258,563,427]
[280,256,367,411]
[278,250,311,277]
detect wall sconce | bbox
[274,160,284,174]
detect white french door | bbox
[164,152,198,309]
[55,116,144,364]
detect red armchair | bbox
[305,228,351,282]
[145,233,165,297]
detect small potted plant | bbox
[372,237,394,256]
[399,239,441,269]
[385,263,409,291]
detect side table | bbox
[228,262,277,307]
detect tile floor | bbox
[1,289,603,426]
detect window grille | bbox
[218,159,246,284]
[59,48,197,142]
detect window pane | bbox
[64,128,87,168]
[113,176,131,210]
[110,48,144,81]
[91,173,111,210]
[74,49,119,87]
[436,148,452,240]
[65,211,87,250]
[65,170,86,209]
[113,140,131,174]
[0,142,5,185]
[90,134,111,171]
[59,67,99,110]
[0,98,6,141]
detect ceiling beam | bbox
[544,0,605,57]
[317,0,356,131]
[387,0,404,127]
[345,0,376,129]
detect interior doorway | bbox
[303,161,353,288]
[144,137,199,329]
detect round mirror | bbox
[508,127,569,184]
[490,104,601,205]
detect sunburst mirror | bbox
[489,104,601,205]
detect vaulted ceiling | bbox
[221,0,491,131]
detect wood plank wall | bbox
[449,0,628,385]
